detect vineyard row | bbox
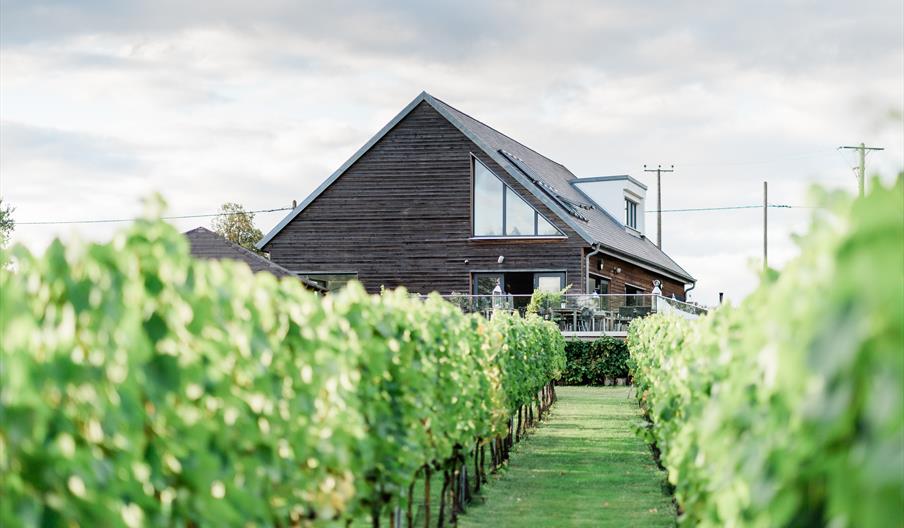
[0,219,566,527]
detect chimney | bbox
[719,292,724,304]
[292,199,297,209]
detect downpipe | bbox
[683,282,695,302]
[585,243,604,294]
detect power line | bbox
[17,207,292,226]
[18,203,812,224]
[645,204,807,213]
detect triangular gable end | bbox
[256,91,596,250]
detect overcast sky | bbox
[2,0,902,304]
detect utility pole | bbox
[643,164,674,249]
[839,143,884,196]
[763,181,768,271]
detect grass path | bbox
[458,386,675,527]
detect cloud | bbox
[1,0,901,305]
[1,121,143,173]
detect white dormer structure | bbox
[570,176,648,236]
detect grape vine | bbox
[628,175,903,527]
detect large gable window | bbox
[473,157,563,238]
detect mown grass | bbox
[457,386,675,527]
[353,386,674,527]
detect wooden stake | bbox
[438,469,450,528]
[423,466,431,528]
[407,469,417,528]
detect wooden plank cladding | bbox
[265,102,580,294]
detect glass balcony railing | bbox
[428,294,707,334]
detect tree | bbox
[0,198,14,248]
[211,202,263,252]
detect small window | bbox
[298,273,357,292]
[625,199,638,229]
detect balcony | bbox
[434,294,708,339]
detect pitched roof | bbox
[257,92,694,283]
[185,227,326,291]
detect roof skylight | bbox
[498,149,592,222]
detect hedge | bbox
[0,218,565,527]
[560,338,630,385]
[628,176,904,527]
